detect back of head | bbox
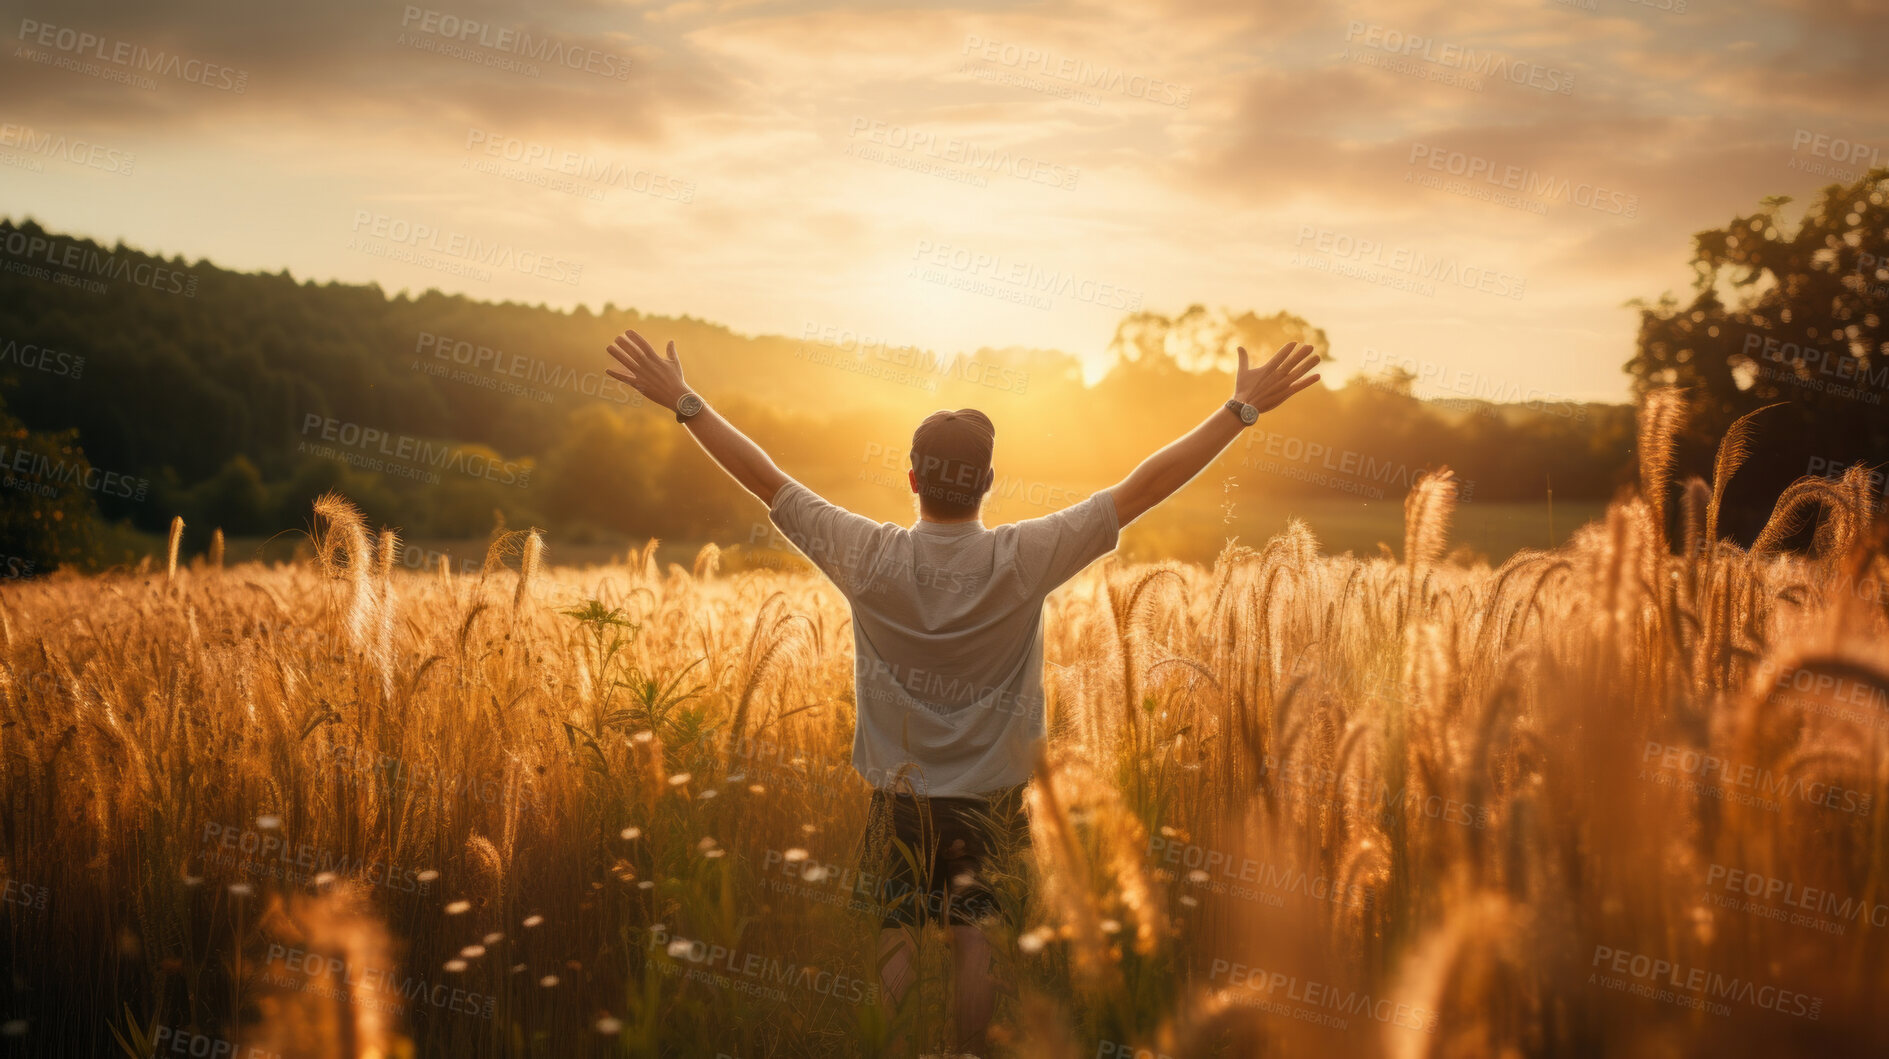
[911,409,995,519]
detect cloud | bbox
[2,0,1877,402]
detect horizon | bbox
[0,212,1657,409]
[7,3,1886,402]
[5,5,1889,1057]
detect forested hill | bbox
[0,216,1633,571]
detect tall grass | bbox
[1,391,1885,1056]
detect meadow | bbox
[224,498,1616,580]
[1,391,1885,1057]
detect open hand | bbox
[1235,342,1321,414]
[604,329,689,410]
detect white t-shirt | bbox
[767,481,1120,797]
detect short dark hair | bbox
[912,453,992,517]
[910,409,995,518]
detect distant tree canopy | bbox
[1107,305,1331,374]
[1091,307,1632,505]
[0,392,129,575]
[1627,169,1889,541]
[2,216,1647,573]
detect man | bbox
[602,329,1319,1056]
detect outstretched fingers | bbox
[1262,342,1297,374]
[605,338,638,371]
[1254,356,1321,406]
[1279,344,1317,378]
[622,328,659,359]
[605,341,641,385]
[606,333,655,391]
[605,329,685,396]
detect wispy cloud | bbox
[3,0,1880,399]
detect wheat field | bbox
[2,394,1886,1058]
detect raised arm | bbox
[603,329,792,505]
[1109,341,1320,526]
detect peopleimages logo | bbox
[800,322,1031,395]
[398,6,631,79]
[0,223,200,297]
[1357,348,1587,420]
[1640,740,1872,816]
[1406,144,1636,217]
[463,128,694,202]
[848,117,1080,190]
[1740,329,1888,404]
[960,35,1191,108]
[0,122,135,175]
[1590,944,1821,1020]
[1790,129,1882,172]
[298,414,532,488]
[0,336,84,380]
[0,445,148,501]
[414,330,640,407]
[348,211,583,286]
[910,239,1144,312]
[1293,225,1526,301]
[262,943,495,1020]
[1343,21,1575,95]
[15,18,249,93]
[1705,863,1889,932]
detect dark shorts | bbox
[862,786,1029,929]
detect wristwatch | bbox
[1225,398,1259,426]
[675,392,704,423]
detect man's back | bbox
[768,482,1119,797]
[603,329,1318,1054]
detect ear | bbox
[982,467,995,493]
[907,469,919,495]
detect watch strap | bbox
[1225,398,1256,425]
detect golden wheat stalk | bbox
[312,492,376,650]
[166,515,184,583]
[693,542,721,581]
[1402,467,1458,607]
[514,530,543,611]
[1704,402,1782,547]
[1636,386,1688,550]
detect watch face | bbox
[1240,404,1259,425]
[677,393,703,417]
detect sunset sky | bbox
[5,0,1885,402]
